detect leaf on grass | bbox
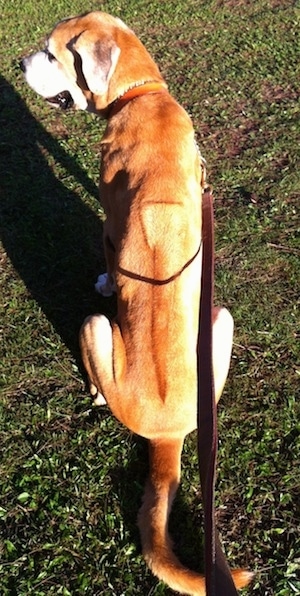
[17,491,30,503]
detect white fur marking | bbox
[22,51,88,110]
[93,393,107,406]
[95,273,116,296]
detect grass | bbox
[0,0,299,594]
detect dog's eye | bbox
[45,49,56,62]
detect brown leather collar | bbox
[107,81,168,118]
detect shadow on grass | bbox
[0,74,116,362]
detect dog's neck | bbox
[107,81,168,118]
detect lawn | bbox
[0,0,299,594]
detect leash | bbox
[198,187,239,595]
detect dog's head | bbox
[21,11,164,115]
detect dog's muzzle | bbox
[20,59,74,110]
[46,91,74,110]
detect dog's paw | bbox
[89,380,107,406]
[93,392,107,406]
[95,273,116,297]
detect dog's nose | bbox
[20,59,26,73]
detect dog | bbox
[21,11,253,594]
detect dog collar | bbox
[108,81,168,118]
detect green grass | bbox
[1,0,299,594]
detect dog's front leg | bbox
[79,314,109,404]
[95,233,117,296]
[95,273,116,296]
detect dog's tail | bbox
[138,437,252,595]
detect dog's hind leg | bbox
[79,314,126,410]
[212,306,234,404]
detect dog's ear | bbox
[71,33,120,96]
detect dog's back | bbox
[99,91,202,438]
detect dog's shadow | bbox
[0,73,115,362]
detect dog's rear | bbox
[21,12,253,594]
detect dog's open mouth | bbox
[46,90,74,109]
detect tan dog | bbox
[21,12,252,594]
